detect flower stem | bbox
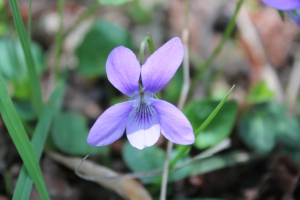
[188,0,244,99]
[53,0,65,80]
[160,1,190,199]
[139,35,155,65]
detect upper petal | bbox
[87,101,134,146]
[126,102,160,150]
[106,46,141,97]
[141,37,184,94]
[151,99,195,145]
[262,0,300,10]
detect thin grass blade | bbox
[0,71,50,200]
[9,0,43,116]
[13,81,65,200]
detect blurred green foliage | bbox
[184,100,238,149]
[76,20,134,77]
[0,38,45,99]
[122,141,191,184]
[98,0,133,5]
[238,102,300,154]
[246,81,274,104]
[51,111,108,156]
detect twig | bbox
[286,46,300,111]
[236,6,284,103]
[160,1,190,199]
[69,139,231,182]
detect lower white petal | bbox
[126,102,160,150]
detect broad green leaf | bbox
[239,102,300,153]
[9,0,44,115]
[238,104,276,154]
[0,39,45,82]
[122,142,191,183]
[0,70,49,200]
[267,104,300,149]
[246,81,274,104]
[276,117,300,149]
[51,111,108,155]
[13,81,65,200]
[76,20,133,77]
[184,100,237,149]
[98,0,132,5]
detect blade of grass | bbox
[150,85,235,194]
[27,0,33,40]
[0,71,50,200]
[170,85,235,169]
[12,81,65,200]
[9,0,43,116]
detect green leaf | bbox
[238,104,276,154]
[276,117,300,149]
[0,39,45,82]
[0,71,50,200]
[51,111,108,155]
[9,0,44,116]
[246,81,274,104]
[13,81,65,200]
[76,20,133,77]
[122,142,191,183]
[98,0,132,5]
[184,100,237,149]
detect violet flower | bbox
[262,0,300,25]
[87,37,195,150]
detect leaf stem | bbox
[139,35,155,65]
[160,1,190,199]
[188,0,244,99]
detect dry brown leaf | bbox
[46,151,152,200]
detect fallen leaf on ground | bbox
[46,150,152,200]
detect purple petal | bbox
[106,46,141,97]
[126,103,160,150]
[87,101,134,146]
[141,37,184,94]
[262,0,300,10]
[151,99,195,145]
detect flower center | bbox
[129,92,156,124]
